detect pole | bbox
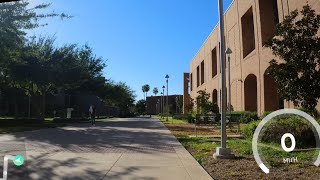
[166,80,169,122]
[218,0,227,149]
[213,0,234,159]
[162,89,165,118]
[228,55,231,115]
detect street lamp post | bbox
[165,75,170,123]
[226,48,232,115]
[213,0,235,159]
[160,92,163,116]
[162,86,165,118]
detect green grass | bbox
[177,137,317,167]
[158,116,189,124]
[178,137,217,164]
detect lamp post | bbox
[162,86,165,118]
[160,92,163,116]
[226,48,232,115]
[165,74,170,123]
[213,0,235,159]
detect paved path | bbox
[0,118,213,180]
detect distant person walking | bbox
[89,105,96,126]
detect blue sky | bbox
[28,0,233,101]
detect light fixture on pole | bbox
[213,0,235,159]
[165,74,170,122]
[226,48,232,115]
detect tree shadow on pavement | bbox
[0,118,177,179]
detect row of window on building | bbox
[190,0,279,91]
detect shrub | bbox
[172,114,193,123]
[261,116,316,148]
[242,120,260,139]
[232,111,259,123]
[261,111,272,119]
[297,107,319,118]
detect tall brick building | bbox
[184,0,320,115]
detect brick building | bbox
[184,0,320,115]
[146,95,183,115]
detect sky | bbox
[28,0,233,101]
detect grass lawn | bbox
[159,118,320,179]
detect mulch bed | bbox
[202,153,320,179]
[166,123,320,179]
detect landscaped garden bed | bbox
[159,115,320,179]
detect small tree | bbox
[196,90,211,114]
[266,5,320,112]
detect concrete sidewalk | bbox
[0,118,213,180]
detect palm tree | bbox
[153,87,159,96]
[144,84,150,99]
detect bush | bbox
[297,107,319,118]
[242,116,317,148]
[261,116,316,148]
[261,111,272,119]
[232,111,259,123]
[242,120,260,139]
[172,114,193,123]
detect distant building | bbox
[146,95,183,115]
[184,0,320,116]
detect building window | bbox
[197,66,200,87]
[259,0,279,45]
[190,73,193,91]
[212,47,217,78]
[241,7,255,58]
[201,61,205,85]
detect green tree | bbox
[266,5,320,112]
[142,84,150,99]
[135,99,146,115]
[0,1,70,81]
[104,82,136,117]
[195,90,218,114]
[144,84,150,99]
[0,1,70,119]
[153,87,159,96]
[9,37,107,118]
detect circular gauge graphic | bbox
[252,109,320,174]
